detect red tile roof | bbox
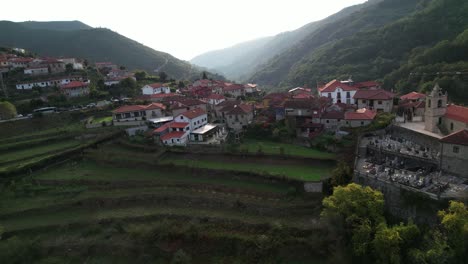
[160,131,187,141]
[345,108,377,120]
[226,104,254,115]
[61,81,89,89]
[113,103,165,114]
[170,122,189,129]
[207,94,225,100]
[322,110,344,120]
[179,108,206,119]
[148,83,164,88]
[353,89,395,100]
[353,81,381,89]
[400,91,426,101]
[444,105,468,124]
[440,129,468,146]
[319,79,357,93]
[153,123,171,133]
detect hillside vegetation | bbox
[0,21,209,80]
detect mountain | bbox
[249,0,432,86]
[0,21,214,80]
[19,21,92,31]
[250,0,468,102]
[190,2,371,81]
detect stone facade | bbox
[424,84,447,133]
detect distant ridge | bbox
[19,20,92,31]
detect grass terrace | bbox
[240,139,336,160]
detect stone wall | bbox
[389,125,441,151]
[354,172,448,225]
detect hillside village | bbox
[1,43,467,262]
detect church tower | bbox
[425,83,447,133]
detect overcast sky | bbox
[3,0,367,60]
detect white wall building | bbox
[142,83,171,95]
[174,108,207,131]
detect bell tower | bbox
[424,83,447,133]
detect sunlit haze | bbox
[3,0,367,60]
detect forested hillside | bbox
[190,1,371,81]
[0,21,212,80]
[249,0,468,102]
[18,21,92,31]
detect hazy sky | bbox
[3,0,367,60]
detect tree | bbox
[437,201,468,261]
[372,222,420,264]
[65,63,73,73]
[0,101,17,120]
[330,161,353,186]
[202,71,208,79]
[118,77,138,97]
[158,71,168,82]
[134,71,147,81]
[178,81,185,88]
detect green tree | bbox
[158,71,168,82]
[65,63,73,73]
[372,223,420,264]
[118,77,138,97]
[178,81,185,88]
[134,71,147,81]
[330,161,353,186]
[409,230,453,264]
[0,101,17,120]
[202,71,208,79]
[437,201,468,261]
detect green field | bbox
[240,139,336,159]
[159,154,332,181]
[93,116,113,123]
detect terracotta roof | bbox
[217,100,241,109]
[160,131,187,141]
[113,105,146,114]
[223,84,244,91]
[284,99,316,109]
[180,108,206,119]
[353,81,380,89]
[153,123,171,133]
[146,103,166,110]
[264,92,288,100]
[322,110,344,120]
[345,108,377,120]
[61,81,88,89]
[170,122,189,128]
[225,104,252,115]
[444,105,468,124]
[147,83,164,88]
[178,98,206,106]
[353,89,395,100]
[113,103,165,114]
[293,93,314,99]
[440,129,468,146]
[319,79,357,93]
[207,94,225,100]
[400,91,426,101]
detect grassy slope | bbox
[240,139,336,159]
[0,140,81,164]
[160,155,331,181]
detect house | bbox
[244,83,260,95]
[352,81,381,90]
[443,104,468,133]
[60,81,90,97]
[262,92,289,108]
[222,104,254,132]
[137,93,181,102]
[39,58,65,74]
[321,110,345,130]
[344,108,377,128]
[353,89,395,113]
[142,83,171,95]
[113,103,166,122]
[170,99,207,117]
[440,129,468,177]
[95,62,117,71]
[400,91,426,102]
[8,57,33,68]
[153,121,190,146]
[207,93,226,106]
[24,66,49,76]
[223,83,245,98]
[15,77,85,90]
[58,58,84,70]
[318,79,358,104]
[174,108,208,131]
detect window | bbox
[362,100,367,104]
[453,146,459,153]
[346,92,350,98]
[328,93,332,98]
[438,117,442,125]
[361,121,364,125]
[437,99,443,108]
[428,99,431,108]
[450,123,454,130]
[326,120,329,123]
[378,101,382,105]
[337,92,341,99]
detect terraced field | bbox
[0,129,337,262]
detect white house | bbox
[24,66,49,76]
[16,77,85,90]
[174,108,207,131]
[207,94,226,106]
[319,79,358,104]
[60,81,90,97]
[142,83,171,95]
[113,103,166,122]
